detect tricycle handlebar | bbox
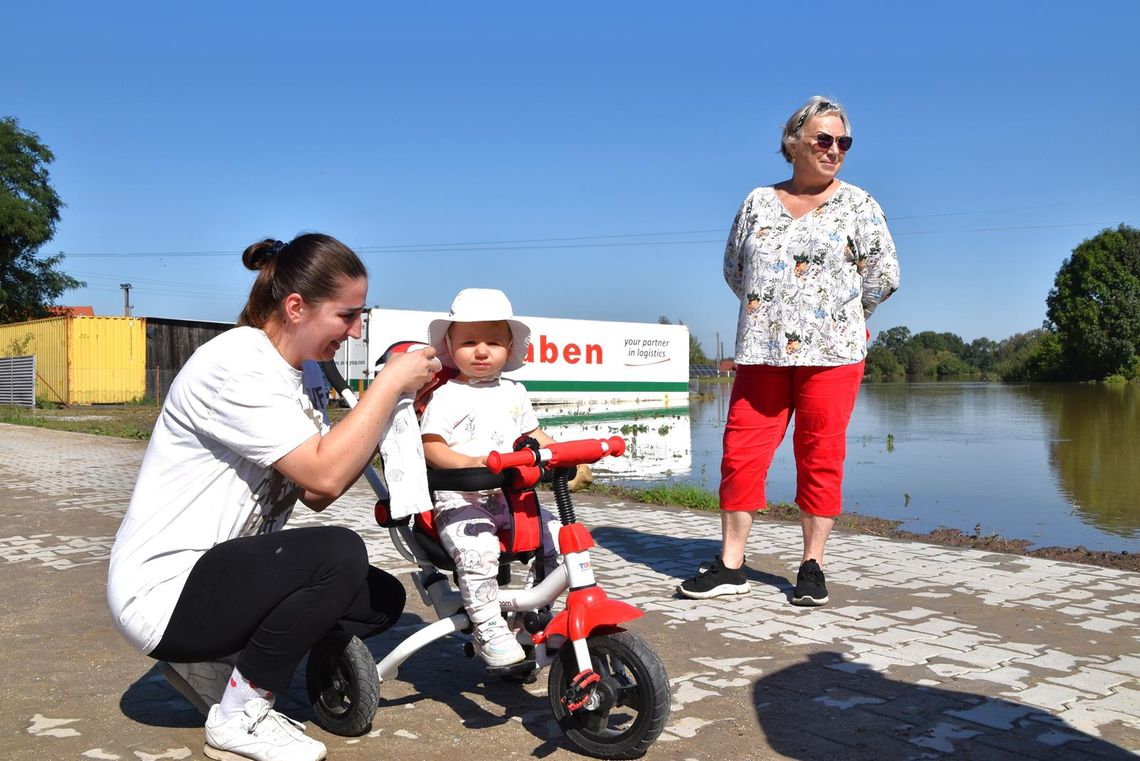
[486,436,626,473]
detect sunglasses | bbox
[813,132,853,152]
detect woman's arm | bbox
[299,459,370,511]
[275,349,440,500]
[299,491,338,512]
[723,192,753,300]
[856,196,901,319]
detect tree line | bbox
[865,326,1057,382]
[867,225,1140,383]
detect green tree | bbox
[689,335,710,365]
[929,350,974,377]
[1045,225,1140,381]
[962,337,1000,375]
[909,330,967,355]
[864,345,905,379]
[873,325,911,353]
[0,117,83,323]
[997,330,1064,381]
[896,344,932,376]
[658,315,711,365]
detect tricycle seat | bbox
[374,466,549,574]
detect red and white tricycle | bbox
[304,365,670,759]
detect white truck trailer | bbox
[333,308,690,415]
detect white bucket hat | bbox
[428,288,531,372]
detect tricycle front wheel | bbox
[548,630,670,759]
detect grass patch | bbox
[585,482,720,511]
[0,406,37,427]
[0,405,155,440]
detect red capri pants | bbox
[719,362,864,517]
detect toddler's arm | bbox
[522,427,555,448]
[422,434,486,469]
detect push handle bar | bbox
[486,436,626,473]
[319,361,353,402]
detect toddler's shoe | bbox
[472,617,526,668]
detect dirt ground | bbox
[759,503,1140,573]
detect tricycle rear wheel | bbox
[305,632,379,737]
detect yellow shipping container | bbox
[0,316,146,404]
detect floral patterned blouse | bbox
[724,182,900,367]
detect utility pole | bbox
[120,283,132,317]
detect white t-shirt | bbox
[419,378,539,512]
[107,327,328,654]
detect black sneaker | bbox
[677,555,750,599]
[792,559,829,606]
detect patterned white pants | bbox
[434,491,562,626]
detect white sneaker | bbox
[204,698,327,761]
[472,617,525,668]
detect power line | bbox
[894,222,1105,237]
[59,230,721,258]
[54,198,1137,260]
[58,219,1124,260]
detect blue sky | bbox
[5,2,1139,356]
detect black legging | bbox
[150,525,405,693]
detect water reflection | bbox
[1032,384,1140,535]
[540,381,1140,553]
[539,407,692,482]
[860,382,1140,547]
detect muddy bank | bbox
[759,503,1140,573]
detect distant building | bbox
[144,317,234,401]
[46,306,95,317]
[0,313,235,404]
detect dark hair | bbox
[237,233,367,328]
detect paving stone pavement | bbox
[1,422,1138,760]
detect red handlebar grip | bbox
[545,436,627,466]
[487,436,627,472]
[545,439,604,466]
[486,448,538,473]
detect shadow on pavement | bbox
[116,614,439,729]
[119,662,207,728]
[752,651,1137,761]
[358,611,582,757]
[119,656,326,729]
[591,524,794,599]
[116,587,620,755]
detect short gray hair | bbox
[780,96,851,163]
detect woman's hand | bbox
[377,347,443,395]
[279,347,441,501]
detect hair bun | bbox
[242,238,286,271]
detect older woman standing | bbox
[679,96,900,606]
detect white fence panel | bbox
[0,355,36,407]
